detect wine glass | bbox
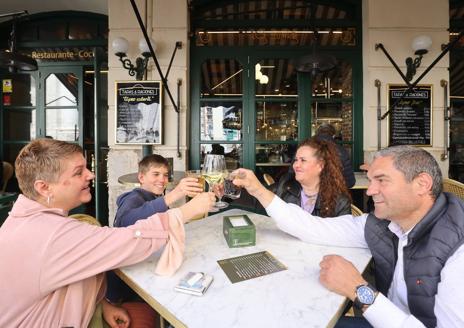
[224,170,242,200]
[202,154,228,209]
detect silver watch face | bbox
[357,285,376,305]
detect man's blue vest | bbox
[365,193,464,328]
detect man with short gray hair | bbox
[234,145,464,328]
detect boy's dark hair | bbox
[138,154,169,174]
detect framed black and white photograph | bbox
[115,81,162,144]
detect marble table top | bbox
[116,209,372,328]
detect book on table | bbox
[174,272,214,296]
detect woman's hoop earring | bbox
[47,195,51,206]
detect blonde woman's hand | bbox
[165,177,204,207]
[179,192,216,223]
[102,299,130,328]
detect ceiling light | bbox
[259,75,269,84]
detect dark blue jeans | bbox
[334,316,373,328]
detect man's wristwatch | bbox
[354,283,378,311]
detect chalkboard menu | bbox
[388,85,432,146]
[115,81,162,145]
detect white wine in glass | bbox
[202,154,228,209]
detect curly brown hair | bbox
[297,137,351,217]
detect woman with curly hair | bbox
[275,137,351,217]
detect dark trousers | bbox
[334,316,373,328]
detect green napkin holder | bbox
[223,214,256,248]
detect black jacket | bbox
[275,177,351,217]
[365,192,464,327]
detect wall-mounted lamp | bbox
[111,36,155,80]
[405,35,433,81]
[374,31,464,121]
[375,35,435,86]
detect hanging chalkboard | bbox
[388,85,432,146]
[115,81,163,145]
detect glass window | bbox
[312,60,352,99]
[44,73,79,141]
[200,101,242,141]
[201,59,243,98]
[255,143,296,165]
[255,143,296,186]
[45,108,79,141]
[45,73,77,106]
[311,102,353,141]
[255,59,297,96]
[200,143,243,170]
[256,101,297,141]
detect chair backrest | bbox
[69,213,101,227]
[263,173,275,186]
[442,178,464,201]
[351,204,363,216]
[2,161,14,192]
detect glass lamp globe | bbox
[139,37,156,56]
[112,37,129,55]
[411,35,432,55]
[259,75,269,84]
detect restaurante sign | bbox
[30,50,94,61]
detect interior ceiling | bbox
[0,0,107,21]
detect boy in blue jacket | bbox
[107,154,203,305]
[114,154,203,227]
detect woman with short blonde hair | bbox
[0,138,215,327]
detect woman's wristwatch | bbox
[354,283,378,311]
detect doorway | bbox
[190,50,361,184]
[189,0,363,183]
[0,61,108,222]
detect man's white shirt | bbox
[266,196,464,328]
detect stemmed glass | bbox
[202,154,228,209]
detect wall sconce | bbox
[111,36,155,80]
[405,35,432,81]
[375,35,433,85]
